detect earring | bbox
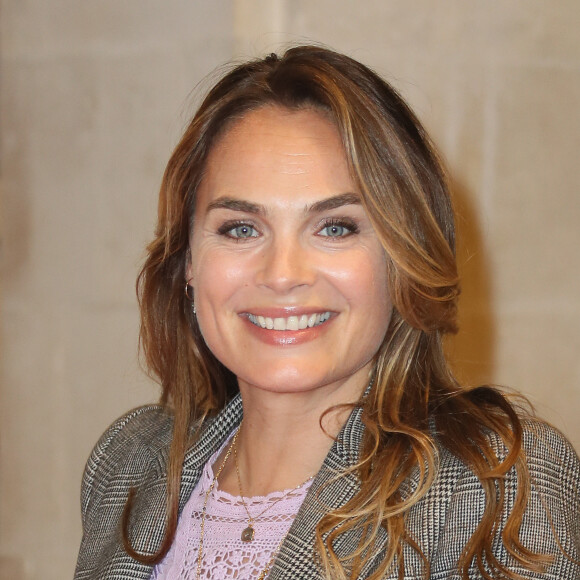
[185,283,196,315]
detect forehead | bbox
[198,106,355,207]
[212,104,342,152]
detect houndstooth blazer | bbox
[74,394,580,579]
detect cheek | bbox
[192,249,255,329]
[193,247,246,289]
[333,250,389,303]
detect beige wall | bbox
[1,1,579,578]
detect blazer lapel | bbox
[269,404,388,579]
[98,397,397,579]
[180,395,243,509]
[268,404,421,580]
[107,396,244,580]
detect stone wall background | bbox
[2,1,579,578]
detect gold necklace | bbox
[195,424,295,580]
[195,426,239,580]
[233,426,314,543]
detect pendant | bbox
[241,525,255,542]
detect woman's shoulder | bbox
[487,416,579,483]
[419,417,580,576]
[519,416,579,463]
[422,415,580,542]
[80,405,174,520]
[435,414,579,473]
[518,417,580,510]
[86,404,174,468]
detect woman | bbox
[74,46,580,579]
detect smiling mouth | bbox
[247,312,332,331]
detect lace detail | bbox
[151,432,312,579]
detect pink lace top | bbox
[150,432,313,579]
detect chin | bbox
[235,357,370,399]
[234,361,328,394]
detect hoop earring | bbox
[185,283,196,315]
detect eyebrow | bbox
[309,192,361,212]
[206,198,263,214]
[206,192,361,215]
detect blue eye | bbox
[320,224,347,237]
[223,223,258,239]
[318,219,358,238]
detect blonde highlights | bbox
[127,46,550,577]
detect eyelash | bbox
[216,220,259,239]
[317,218,359,238]
[216,217,360,240]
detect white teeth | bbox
[247,312,332,331]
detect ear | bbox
[185,247,194,287]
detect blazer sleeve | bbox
[426,419,580,579]
[520,419,580,577]
[79,405,166,532]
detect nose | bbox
[255,237,315,293]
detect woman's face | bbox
[188,106,391,399]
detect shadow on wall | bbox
[445,177,496,389]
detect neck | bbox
[217,374,369,497]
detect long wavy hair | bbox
[124,45,550,579]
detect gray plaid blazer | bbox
[75,395,580,579]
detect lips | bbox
[246,312,332,331]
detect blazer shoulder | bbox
[446,416,580,514]
[519,417,580,518]
[486,416,580,491]
[80,405,173,526]
[520,417,580,465]
[451,415,580,477]
[427,417,580,577]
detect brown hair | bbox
[124,46,549,578]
